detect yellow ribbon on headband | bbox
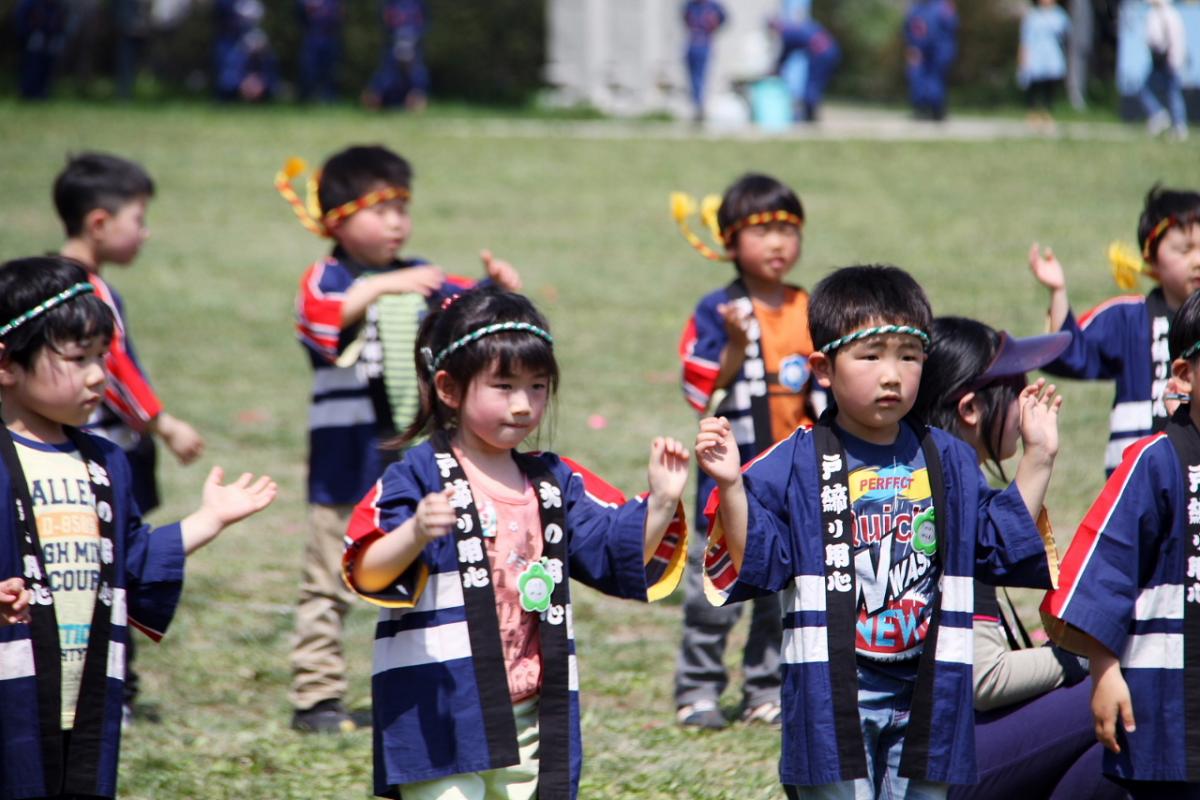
[671,191,730,262]
[1108,240,1151,291]
[274,157,412,238]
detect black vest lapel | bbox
[1162,406,1200,780]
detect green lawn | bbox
[0,101,1197,799]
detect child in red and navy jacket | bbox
[276,144,521,733]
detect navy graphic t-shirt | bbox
[839,424,941,662]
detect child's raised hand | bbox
[0,577,31,626]
[414,487,458,543]
[1019,379,1062,460]
[200,466,277,527]
[716,302,752,350]
[695,417,741,487]
[382,265,446,297]
[647,436,690,506]
[1028,242,1066,292]
[480,250,522,291]
[1092,656,1135,753]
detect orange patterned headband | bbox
[670,192,804,262]
[274,157,411,238]
[1142,216,1178,261]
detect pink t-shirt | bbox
[457,452,545,703]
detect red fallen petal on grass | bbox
[587,414,608,430]
[236,409,271,424]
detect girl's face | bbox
[446,360,550,455]
[958,380,1023,466]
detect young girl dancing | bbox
[342,287,689,800]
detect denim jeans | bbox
[1139,62,1188,128]
[785,662,948,800]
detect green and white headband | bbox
[818,324,930,355]
[423,321,554,373]
[0,282,95,340]
[1181,340,1200,361]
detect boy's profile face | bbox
[93,197,150,267]
[331,186,411,268]
[811,328,925,445]
[1149,221,1200,310]
[728,222,801,286]
[0,337,109,437]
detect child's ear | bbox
[0,346,19,388]
[433,370,461,410]
[956,392,981,429]
[809,351,833,389]
[1171,357,1194,394]
[84,207,113,239]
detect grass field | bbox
[0,101,1197,799]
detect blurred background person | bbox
[297,0,343,103]
[363,0,429,111]
[1139,0,1189,140]
[682,0,727,123]
[15,0,66,100]
[770,11,840,123]
[904,0,959,121]
[213,0,278,102]
[1017,0,1071,132]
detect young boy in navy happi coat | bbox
[277,145,521,733]
[695,265,1060,798]
[1041,288,1200,799]
[1030,186,1200,475]
[0,257,275,800]
[672,174,817,729]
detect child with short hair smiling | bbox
[343,287,688,799]
[695,264,1062,799]
[0,256,275,800]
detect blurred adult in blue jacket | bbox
[365,0,429,111]
[683,0,727,122]
[905,0,959,120]
[772,15,841,122]
[298,0,343,103]
[15,0,66,100]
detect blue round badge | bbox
[778,354,810,393]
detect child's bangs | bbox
[481,332,559,386]
[43,294,115,350]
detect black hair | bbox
[318,145,412,214]
[0,256,114,368]
[808,264,933,352]
[914,317,1024,478]
[53,152,155,238]
[1169,289,1200,362]
[717,173,804,253]
[1138,184,1200,263]
[394,287,559,448]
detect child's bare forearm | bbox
[1046,286,1069,333]
[642,495,677,561]
[340,276,390,327]
[1014,450,1054,521]
[716,478,749,571]
[353,518,427,593]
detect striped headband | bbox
[1143,216,1178,261]
[274,157,411,238]
[670,192,804,262]
[818,324,930,355]
[0,282,95,339]
[423,322,554,373]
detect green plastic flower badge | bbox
[911,507,938,557]
[517,559,555,613]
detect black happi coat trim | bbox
[812,413,948,782]
[1162,406,1200,780]
[431,433,573,799]
[0,426,118,796]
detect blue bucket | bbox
[750,77,794,131]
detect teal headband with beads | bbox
[423,321,554,374]
[0,282,95,340]
[818,324,930,355]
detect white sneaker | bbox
[1147,111,1171,136]
[1172,125,1189,142]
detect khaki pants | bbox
[402,698,540,800]
[289,503,358,711]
